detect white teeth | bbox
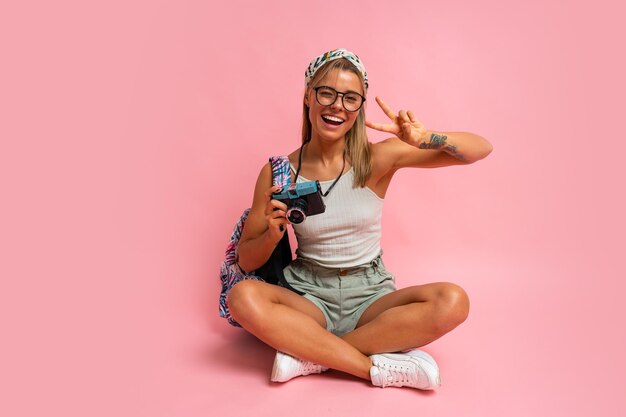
[322,115,344,123]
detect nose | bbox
[330,93,344,111]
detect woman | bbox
[228,49,493,389]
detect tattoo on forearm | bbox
[419,133,448,149]
[419,133,468,161]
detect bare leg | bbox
[228,280,372,379]
[341,282,470,355]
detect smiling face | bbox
[304,68,364,143]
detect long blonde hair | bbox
[301,58,372,188]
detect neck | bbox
[306,136,346,168]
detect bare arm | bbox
[366,96,493,169]
[379,131,492,170]
[237,163,290,273]
[415,131,492,163]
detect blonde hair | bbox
[301,58,372,188]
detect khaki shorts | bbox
[280,252,397,336]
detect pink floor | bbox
[42,242,620,417]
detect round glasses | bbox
[314,86,365,112]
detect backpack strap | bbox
[219,156,302,328]
[269,155,291,191]
[259,155,302,295]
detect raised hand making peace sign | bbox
[365,96,430,148]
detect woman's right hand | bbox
[264,184,290,244]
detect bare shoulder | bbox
[251,161,273,208]
[252,147,299,201]
[369,138,402,177]
[239,161,273,244]
[287,148,301,166]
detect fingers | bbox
[369,98,421,137]
[266,211,289,237]
[398,109,411,124]
[402,122,412,137]
[262,184,289,239]
[265,199,289,236]
[375,96,396,120]
[266,207,288,225]
[265,185,288,211]
[265,196,288,216]
[365,119,398,133]
[365,120,389,132]
[397,109,412,137]
[264,184,281,201]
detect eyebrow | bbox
[320,85,363,95]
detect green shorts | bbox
[281,252,397,336]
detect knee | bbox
[432,282,470,332]
[227,280,266,326]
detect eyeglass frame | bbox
[312,86,366,112]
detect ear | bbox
[304,91,310,106]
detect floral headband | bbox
[304,48,368,90]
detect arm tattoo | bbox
[419,133,448,149]
[418,133,468,161]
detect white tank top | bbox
[290,164,384,268]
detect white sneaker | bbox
[369,349,441,390]
[270,351,329,383]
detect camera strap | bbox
[294,141,346,197]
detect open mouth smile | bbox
[321,114,345,126]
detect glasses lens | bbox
[343,93,363,112]
[316,87,337,106]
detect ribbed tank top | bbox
[290,164,384,268]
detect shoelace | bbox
[297,359,321,375]
[376,362,416,387]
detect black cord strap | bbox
[294,141,346,197]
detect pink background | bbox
[2,0,625,416]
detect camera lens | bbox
[287,199,308,224]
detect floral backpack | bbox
[219,156,300,327]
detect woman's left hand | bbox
[365,96,428,147]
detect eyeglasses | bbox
[313,86,366,112]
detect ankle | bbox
[360,356,374,380]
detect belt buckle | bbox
[339,269,348,276]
